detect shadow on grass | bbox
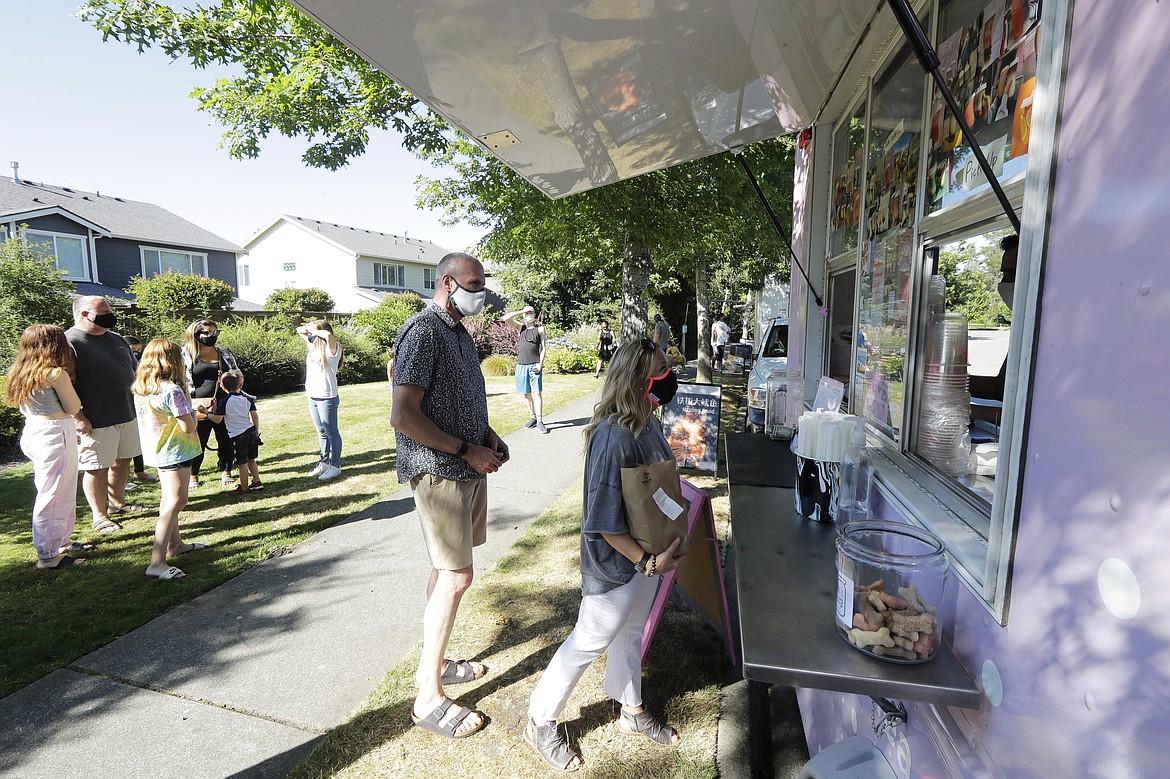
[286,501,726,779]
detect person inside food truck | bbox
[970,234,1018,406]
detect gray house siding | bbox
[16,214,88,236]
[95,238,238,293]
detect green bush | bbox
[215,318,305,396]
[126,271,235,313]
[351,293,426,351]
[0,378,22,454]
[481,354,517,376]
[334,327,386,385]
[265,287,335,313]
[544,347,595,373]
[0,235,75,371]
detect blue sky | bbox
[0,1,486,251]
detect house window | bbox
[283,262,296,272]
[424,268,436,290]
[239,265,250,286]
[141,247,208,278]
[374,262,406,287]
[26,230,89,280]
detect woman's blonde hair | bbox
[182,319,218,364]
[5,325,74,407]
[583,338,660,446]
[307,319,343,370]
[133,338,191,399]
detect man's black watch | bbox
[456,440,469,457]
[634,551,653,575]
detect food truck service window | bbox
[854,44,922,444]
[818,0,1051,620]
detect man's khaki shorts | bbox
[78,421,142,471]
[410,473,487,570]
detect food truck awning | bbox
[287,0,897,198]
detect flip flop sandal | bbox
[170,542,210,557]
[440,659,487,685]
[618,708,679,746]
[409,698,485,739]
[145,566,187,581]
[110,504,147,515]
[38,555,85,570]
[91,518,123,533]
[524,720,582,772]
[61,542,97,554]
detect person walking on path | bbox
[594,320,615,379]
[524,338,685,772]
[208,370,264,495]
[182,319,238,491]
[5,324,88,569]
[711,313,731,373]
[651,313,671,350]
[297,320,344,481]
[391,252,511,740]
[66,296,144,533]
[502,306,548,433]
[132,339,206,581]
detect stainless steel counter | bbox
[728,435,982,710]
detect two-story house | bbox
[0,174,241,300]
[239,215,450,312]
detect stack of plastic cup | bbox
[918,312,971,477]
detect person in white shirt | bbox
[296,320,344,480]
[711,313,732,372]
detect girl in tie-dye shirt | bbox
[132,339,206,580]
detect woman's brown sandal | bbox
[524,720,582,772]
[618,707,679,746]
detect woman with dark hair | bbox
[297,319,344,481]
[181,319,238,490]
[524,338,685,772]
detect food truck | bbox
[290,0,1169,774]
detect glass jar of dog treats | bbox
[834,520,949,663]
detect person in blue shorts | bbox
[502,306,548,433]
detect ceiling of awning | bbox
[288,0,894,198]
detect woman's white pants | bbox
[20,417,79,560]
[528,573,659,723]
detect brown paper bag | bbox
[620,458,689,556]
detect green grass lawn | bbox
[285,371,747,778]
[0,374,600,698]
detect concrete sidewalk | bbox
[0,392,600,779]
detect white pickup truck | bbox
[745,318,789,432]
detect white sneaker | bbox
[318,465,342,481]
[308,462,327,477]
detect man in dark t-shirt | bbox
[66,295,143,533]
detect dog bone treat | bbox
[847,626,895,649]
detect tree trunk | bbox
[620,230,650,344]
[696,253,713,383]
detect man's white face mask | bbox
[449,278,487,317]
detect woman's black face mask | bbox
[197,332,218,346]
[646,367,678,407]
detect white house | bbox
[238,214,449,312]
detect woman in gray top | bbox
[525,338,685,772]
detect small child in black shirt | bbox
[208,370,263,495]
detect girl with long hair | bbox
[133,339,206,580]
[296,319,344,481]
[181,318,239,490]
[525,338,685,772]
[5,324,87,569]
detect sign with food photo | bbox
[662,383,722,474]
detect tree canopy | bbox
[80,0,450,169]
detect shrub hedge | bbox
[351,293,425,351]
[481,354,517,377]
[544,347,595,373]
